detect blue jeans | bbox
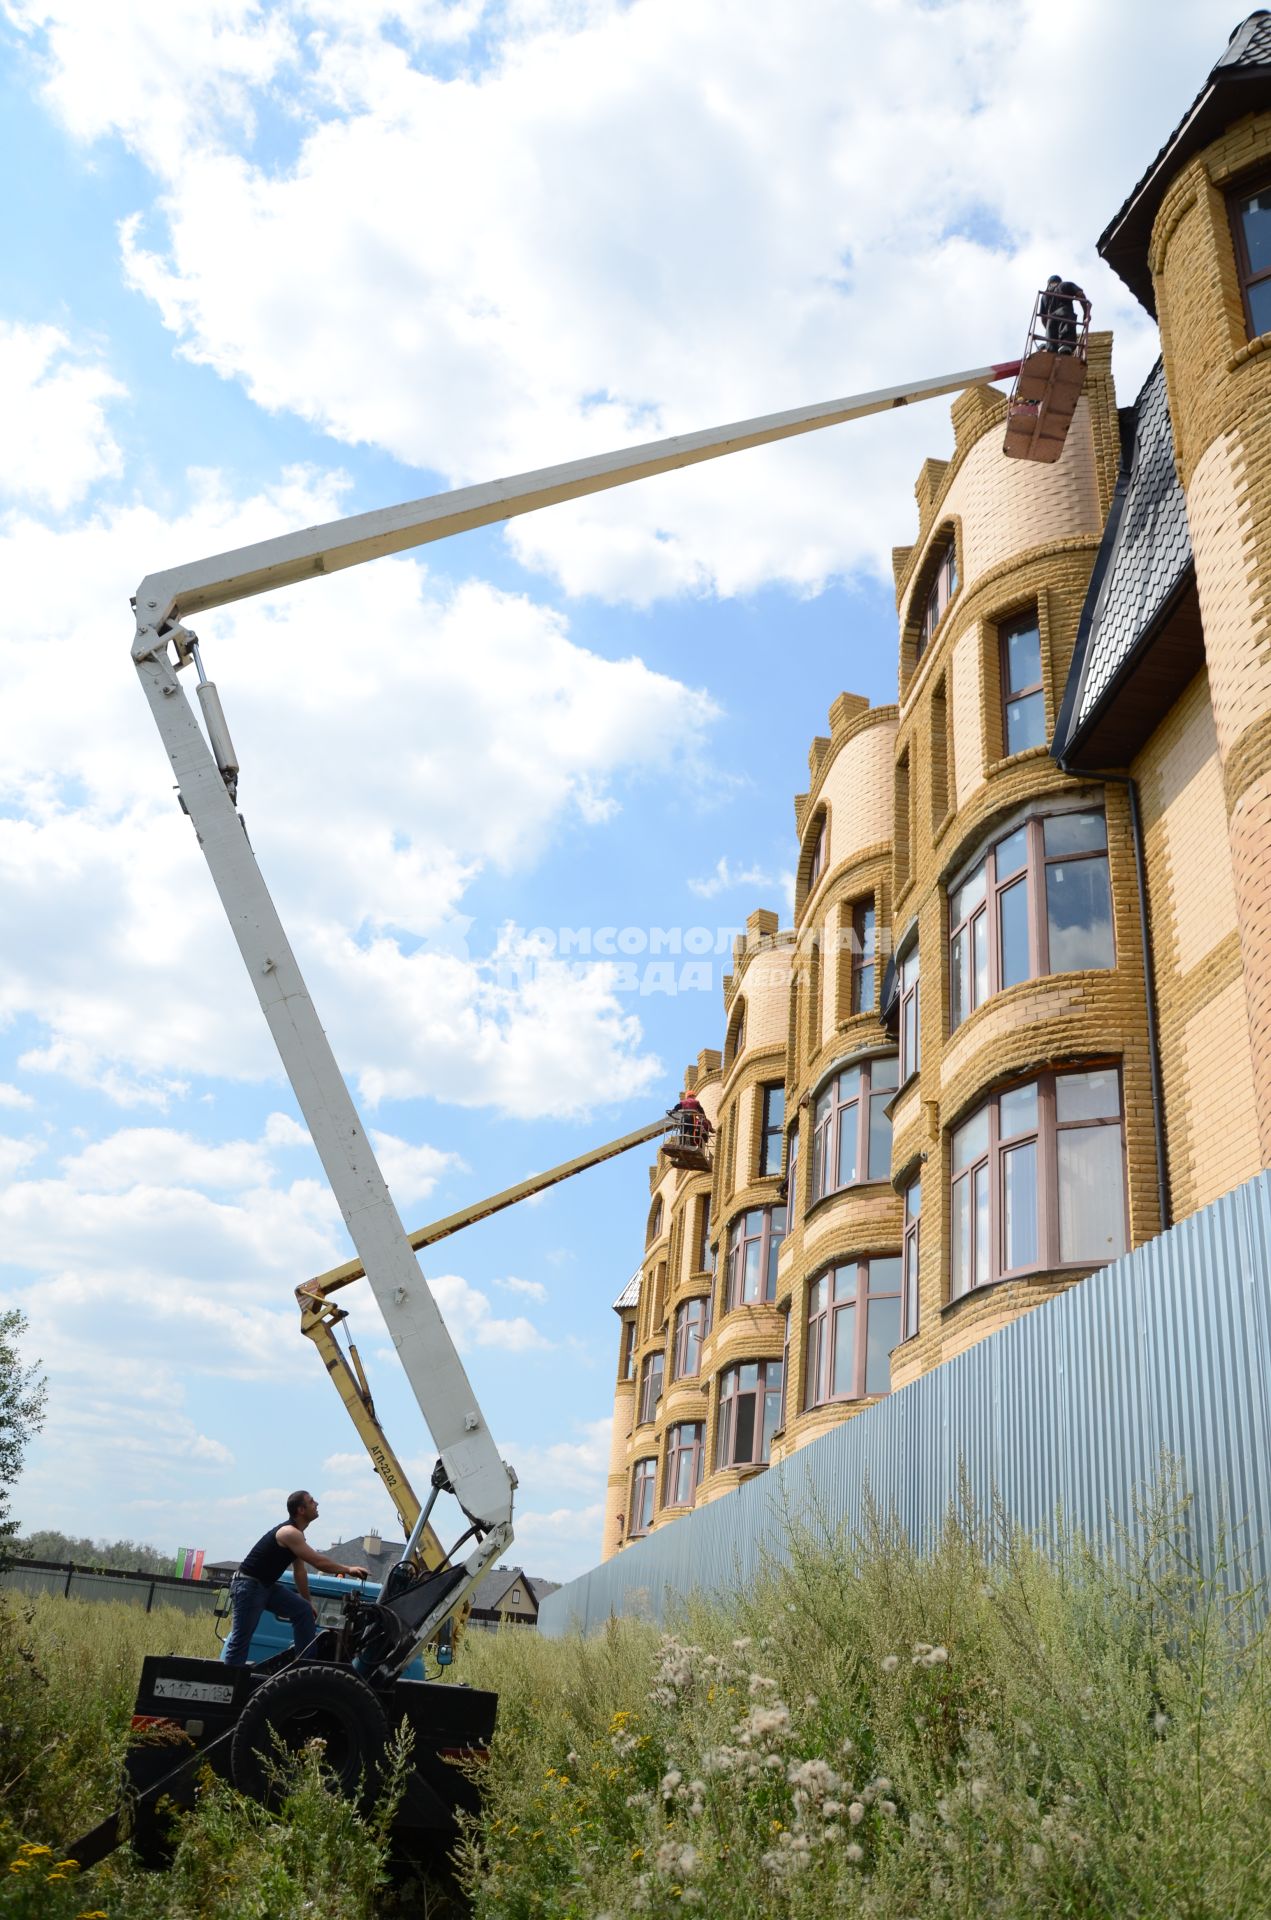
[220,1572,317,1666]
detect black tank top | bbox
[238,1521,295,1586]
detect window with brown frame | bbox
[663,1422,705,1506]
[810,1054,899,1202]
[724,1205,787,1309]
[758,1082,785,1177]
[806,811,828,895]
[651,1260,668,1331]
[1230,174,1271,338]
[716,1358,784,1469]
[695,1194,714,1274]
[851,898,876,1014]
[806,937,822,1058]
[618,1317,636,1381]
[725,1001,746,1067]
[949,809,1114,1030]
[931,675,950,825]
[894,749,911,894]
[805,1256,901,1408]
[672,1295,710,1379]
[637,1350,664,1425]
[950,1067,1127,1299]
[901,1178,921,1341]
[916,538,958,660]
[629,1458,656,1535]
[899,947,920,1084]
[1000,609,1045,755]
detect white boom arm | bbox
[131,354,1016,1602]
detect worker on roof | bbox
[1040,275,1091,355]
[220,1490,369,1666]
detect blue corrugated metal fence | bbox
[540,1168,1271,1636]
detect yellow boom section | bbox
[296,1113,679,1589]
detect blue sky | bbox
[0,0,1212,1576]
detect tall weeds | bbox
[5,1484,1271,1917]
[458,1482,1271,1917]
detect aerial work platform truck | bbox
[68,297,1087,1874]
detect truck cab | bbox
[244,1570,427,1681]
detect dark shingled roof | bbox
[1052,359,1193,762]
[1100,13,1271,313]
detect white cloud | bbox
[0,319,124,511]
[343,929,664,1117]
[502,1416,611,1496]
[0,1083,35,1110]
[0,1135,41,1181]
[687,855,781,902]
[427,1271,549,1352]
[369,1130,464,1209]
[0,471,707,1115]
[496,1274,548,1302]
[5,0,296,164]
[509,1500,606,1581]
[57,1125,276,1193]
[6,0,1205,603]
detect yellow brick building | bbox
[603,13,1271,1559]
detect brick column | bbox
[1151,141,1271,1161]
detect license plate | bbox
[154,1677,235,1706]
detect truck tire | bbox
[230,1664,389,1807]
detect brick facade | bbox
[602,50,1271,1562]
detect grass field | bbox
[4,1490,1271,1918]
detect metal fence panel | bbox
[0,1564,68,1600]
[541,1170,1271,1637]
[0,1565,220,1613]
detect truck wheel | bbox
[230,1664,389,1807]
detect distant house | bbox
[469,1564,547,1629]
[324,1533,408,1585]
